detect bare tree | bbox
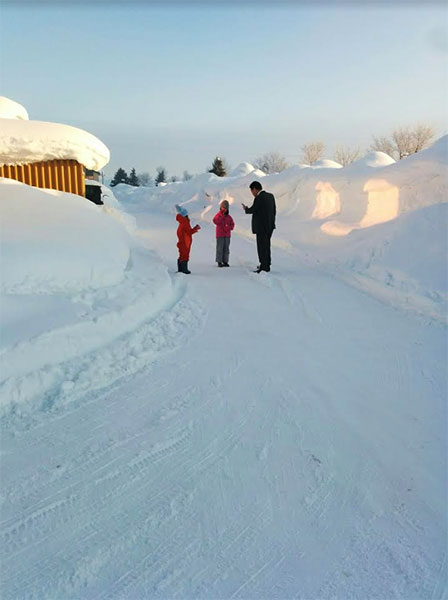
[301,142,325,165]
[392,127,415,159]
[371,124,435,160]
[333,146,361,166]
[410,124,435,153]
[137,172,152,186]
[183,170,193,181]
[370,136,395,157]
[254,152,289,174]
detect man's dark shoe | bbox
[223,263,229,267]
[218,262,224,267]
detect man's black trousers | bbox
[256,231,273,271]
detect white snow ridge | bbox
[0,134,446,600]
[0,96,29,120]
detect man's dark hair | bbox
[249,181,262,191]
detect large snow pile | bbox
[0,96,29,120]
[309,202,447,318]
[125,137,447,228]
[1,179,129,294]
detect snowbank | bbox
[302,203,448,319]
[351,203,447,296]
[113,138,447,236]
[0,118,110,170]
[1,179,130,294]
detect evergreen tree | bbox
[110,167,129,187]
[208,156,227,177]
[128,168,140,186]
[155,166,167,186]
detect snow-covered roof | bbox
[0,118,110,171]
[0,97,29,120]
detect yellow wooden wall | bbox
[0,160,85,197]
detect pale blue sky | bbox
[1,1,447,179]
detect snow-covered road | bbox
[1,215,446,599]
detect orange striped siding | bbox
[64,162,72,192]
[57,161,65,191]
[30,164,38,187]
[0,160,86,197]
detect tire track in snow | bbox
[1,369,257,599]
[86,392,260,599]
[1,379,213,597]
[1,382,203,533]
[243,264,326,327]
[229,555,286,599]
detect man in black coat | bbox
[242,181,276,273]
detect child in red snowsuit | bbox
[175,204,200,274]
[212,200,234,267]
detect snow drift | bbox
[1,178,130,294]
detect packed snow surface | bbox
[0,139,446,599]
[0,118,110,170]
[0,96,29,120]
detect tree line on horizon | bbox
[110,166,196,188]
[110,158,227,187]
[110,124,436,186]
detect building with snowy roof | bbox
[0,97,110,198]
